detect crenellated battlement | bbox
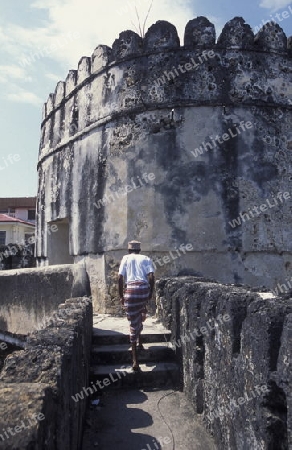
[41,17,291,118]
[39,16,292,166]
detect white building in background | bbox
[0,214,35,247]
[0,197,36,222]
[0,197,36,247]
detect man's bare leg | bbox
[139,307,147,349]
[138,332,144,350]
[132,342,139,370]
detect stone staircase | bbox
[90,314,180,390]
[81,315,217,450]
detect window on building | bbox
[0,209,15,217]
[0,231,6,246]
[27,210,36,220]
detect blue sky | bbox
[0,0,291,197]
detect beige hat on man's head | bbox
[128,240,141,250]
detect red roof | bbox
[0,214,35,228]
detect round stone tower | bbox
[36,17,292,312]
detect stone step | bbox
[91,342,175,364]
[90,362,180,390]
[92,331,171,346]
[90,315,179,390]
[92,314,171,345]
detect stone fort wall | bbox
[0,297,92,450]
[156,276,292,449]
[36,16,292,312]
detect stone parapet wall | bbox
[0,264,90,334]
[0,297,93,450]
[0,384,55,450]
[156,276,292,449]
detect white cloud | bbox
[0,65,28,83]
[0,0,200,86]
[5,85,42,106]
[27,0,195,68]
[259,0,291,10]
[45,72,62,82]
[0,0,201,105]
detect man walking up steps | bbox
[118,241,155,371]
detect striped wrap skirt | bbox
[124,281,149,343]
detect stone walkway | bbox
[81,315,216,450]
[81,388,216,450]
